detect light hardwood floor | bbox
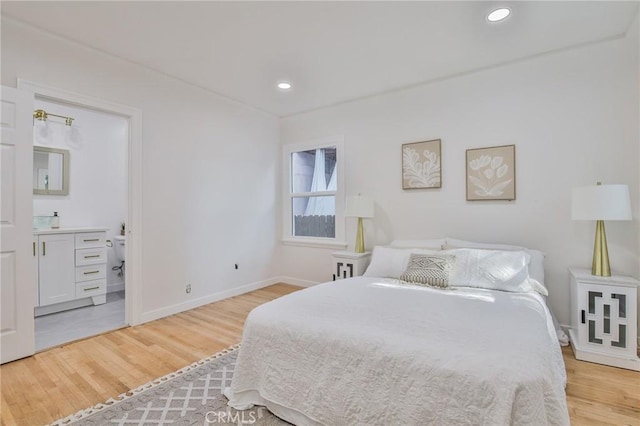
[1,283,639,425]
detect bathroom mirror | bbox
[33,146,70,195]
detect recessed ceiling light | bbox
[487,8,510,22]
[277,81,292,90]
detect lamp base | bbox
[355,217,365,253]
[592,220,611,277]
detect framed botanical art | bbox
[402,139,442,189]
[466,144,515,201]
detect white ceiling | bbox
[2,1,638,117]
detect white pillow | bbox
[444,238,546,285]
[525,249,546,285]
[389,239,445,250]
[444,248,535,293]
[444,237,524,251]
[363,246,439,279]
[528,278,549,296]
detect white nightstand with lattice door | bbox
[331,251,371,281]
[569,268,640,371]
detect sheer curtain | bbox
[304,149,336,216]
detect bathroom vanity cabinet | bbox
[33,228,108,316]
[35,233,75,306]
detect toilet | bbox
[113,235,126,263]
[113,235,126,281]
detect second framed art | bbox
[466,144,515,201]
[402,139,442,189]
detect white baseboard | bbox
[139,277,282,324]
[275,276,319,288]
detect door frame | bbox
[18,79,143,326]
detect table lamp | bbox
[571,183,632,276]
[345,195,374,253]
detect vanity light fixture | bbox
[277,81,292,91]
[33,109,74,126]
[34,109,80,147]
[487,7,511,22]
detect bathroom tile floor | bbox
[35,291,126,351]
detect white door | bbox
[1,86,35,364]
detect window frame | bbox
[282,136,346,249]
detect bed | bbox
[225,241,570,425]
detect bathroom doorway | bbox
[32,98,127,350]
[20,80,142,352]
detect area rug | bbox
[49,344,288,425]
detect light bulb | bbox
[65,125,82,149]
[34,120,50,145]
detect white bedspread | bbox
[226,277,569,425]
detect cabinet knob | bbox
[581,310,585,324]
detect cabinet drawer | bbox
[75,264,106,282]
[75,232,106,249]
[75,247,107,266]
[76,279,106,298]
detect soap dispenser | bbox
[52,212,60,229]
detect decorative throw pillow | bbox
[399,254,455,288]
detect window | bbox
[283,136,345,247]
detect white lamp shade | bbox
[345,195,374,218]
[571,184,632,221]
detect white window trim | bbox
[282,135,346,249]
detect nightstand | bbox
[569,268,640,371]
[331,251,371,281]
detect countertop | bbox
[33,227,109,235]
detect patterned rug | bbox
[49,345,288,425]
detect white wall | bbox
[3,14,638,335]
[2,18,281,321]
[280,29,640,330]
[33,98,128,292]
